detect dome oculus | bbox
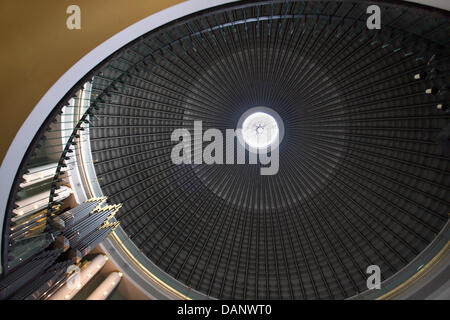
[242,112,279,149]
[237,106,285,152]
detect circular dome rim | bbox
[1,0,449,300]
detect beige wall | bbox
[0,0,184,163]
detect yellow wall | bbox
[0,0,184,163]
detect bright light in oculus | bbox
[241,112,279,149]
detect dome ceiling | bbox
[88,0,450,299]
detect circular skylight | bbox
[237,106,285,152]
[241,112,279,149]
